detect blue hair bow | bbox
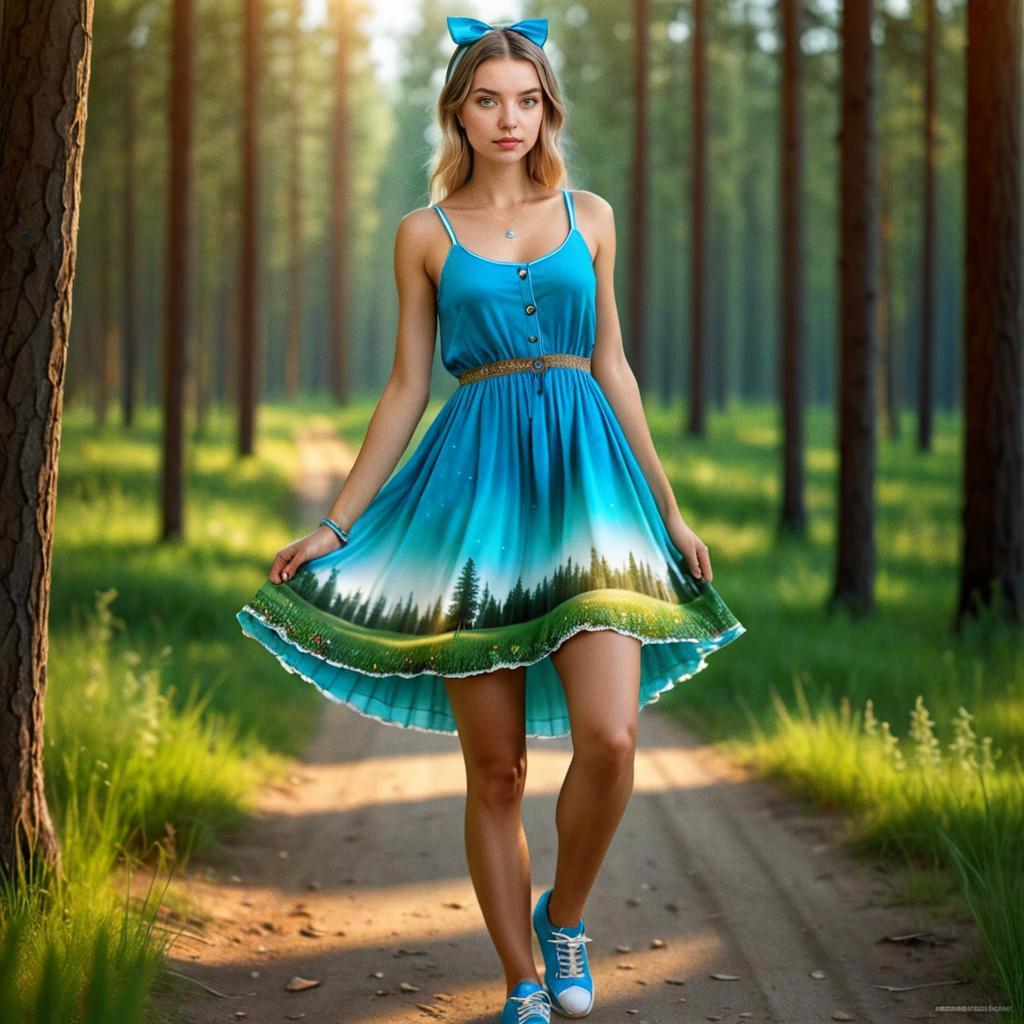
[447,16,549,48]
[444,17,549,81]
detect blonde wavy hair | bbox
[427,24,571,205]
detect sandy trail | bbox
[151,420,992,1024]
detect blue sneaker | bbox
[532,887,595,1017]
[501,979,552,1024]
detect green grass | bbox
[1,397,334,1023]
[634,397,1022,1017]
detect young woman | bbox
[237,16,746,1024]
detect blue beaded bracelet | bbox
[319,516,350,546]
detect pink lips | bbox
[495,139,521,148]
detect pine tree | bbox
[445,557,481,636]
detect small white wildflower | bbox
[948,706,978,774]
[880,721,904,771]
[980,736,996,773]
[863,698,879,737]
[909,695,942,770]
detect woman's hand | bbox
[269,526,345,584]
[664,509,713,583]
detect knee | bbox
[576,726,636,776]
[465,752,528,806]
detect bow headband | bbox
[444,16,549,83]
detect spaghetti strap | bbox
[431,205,459,246]
[561,188,576,231]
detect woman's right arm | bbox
[270,210,440,584]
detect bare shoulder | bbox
[393,206,449,280]
[393,205,451,291]
[569,189,614,221]
[395,206,444,253]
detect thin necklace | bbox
[467,192,530,239]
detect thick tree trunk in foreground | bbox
[0,0,96,881]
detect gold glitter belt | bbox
[457,353,592,387]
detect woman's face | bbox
[459,57,545,160]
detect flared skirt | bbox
[236,366,746,738]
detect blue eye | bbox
[479,96,540,107]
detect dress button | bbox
[525,304,536,315]
[532,358,544,369]
[518,268,528,278]
[528,335,538,343]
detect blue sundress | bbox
[236,188,747,738]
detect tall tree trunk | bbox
[740,165,763,402]
[630,0,650,391]
[713,230,728,409]
[878,154,898,440]
[98,186,118,428]
[224,265,241,407]
[0,0,95,881]
[286,0,303,400]
[163,0,193,538]
[831,0,878,616]
[658,227,674,407]
[143,232,157,407]
[195,244,211,433]
[780,0,807,536]
[330,0,351,401]
[740,5,763,405]
[122,42,139,428]
[239,0,262,453]
[688,0,708,437]
[918,0,936,452]
[959,0,1023,625]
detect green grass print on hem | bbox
[236,581,746,738]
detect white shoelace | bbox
[510,988,552,1023]
[547,930,593,978]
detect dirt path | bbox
[153,420,994,1024]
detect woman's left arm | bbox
[583,192,713,584]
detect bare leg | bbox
[545,630,642,927]
[443,666,540,997]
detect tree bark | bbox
[878,154,898,441]
[286,0,304,400]
[0,0,96,881]
[780,0,807,536]
[163,0,193,538]
[918,0,937,453]
[630,0,650,392]
[329,0,351,401]
[122,42,139,429]
[959,0,1023,624]
[688,0,708,437]
[831,0,878,616]
[238,0,262,455]
[98,186,119,428]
